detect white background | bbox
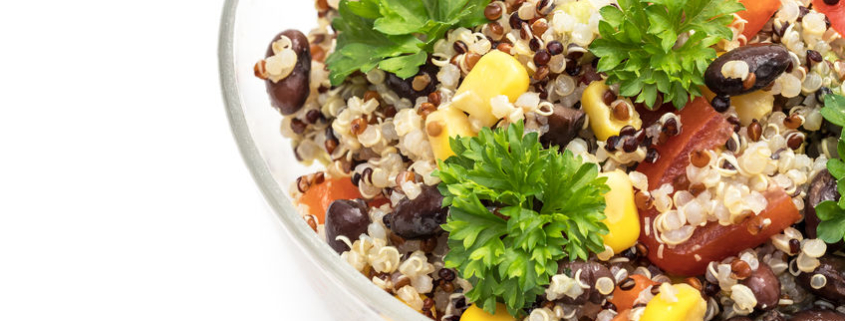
[0,1,333,320]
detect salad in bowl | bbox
[248,0,845,320]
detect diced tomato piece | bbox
[640,188,800,276]
[814,0,845,37]
[636,97,734,191]
[636,98,801,276]
[608,275,658,311]
[299,177,362,224]
[738,0,781,40]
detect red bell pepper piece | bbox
[640,188,799,276]
[299,177,362,224]
[637,97,734,191]
[813,0,845,38]
[636,97,801,276]
[738,0,782,41]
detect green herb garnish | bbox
[325,0,490,86]
[816,94,845,243]
[434,121,609,317]
[590,0,744,109]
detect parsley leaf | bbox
[435,121,609,317]
[590,0,744,109]
[816,94,845,243]
[326,0,491,86]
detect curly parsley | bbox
[325,0,490,86]
[434,121,609,317]
[816,94,845,243]
[590,0,744,109]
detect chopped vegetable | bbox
[426,106,476,161]
[300,177,362,224]
[582,80,642,140]
[608,274,658,311]
[636,98,800,275]
[636,98,733,190]
[451,50,530,128]
[816,94,845,243]
[641,188,799,275]
[326,0,491,85]
[640,284,707,321]
[590,0,744,109]
[599,170,641,253]
[814,0,845,37]
[737,0,781,40]
[436,121,609,316]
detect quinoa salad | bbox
[252,0,845,320]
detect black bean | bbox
[385,185,448,240]
[265,29,311,115]
[704,44,791,97]
[740,263,780,310]
[325,199,371,253]
[541,105,585,148]
[825,0,840,5]
[385,63,439,101]
[797,255,845,304]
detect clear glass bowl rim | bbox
[217,1,430,320]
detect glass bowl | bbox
[218,1,429,320]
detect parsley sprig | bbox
[816,94,845,243]
[434,121,609,317]
[326,0,490,86]
[590,0,744,109]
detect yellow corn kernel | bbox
[599,170,640,253]
[460,303,515,321]
[582,80,642,141]
[641,284,707,321]
[702,87,774,126]
[451,50,529,128]
[426,107,476,161]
